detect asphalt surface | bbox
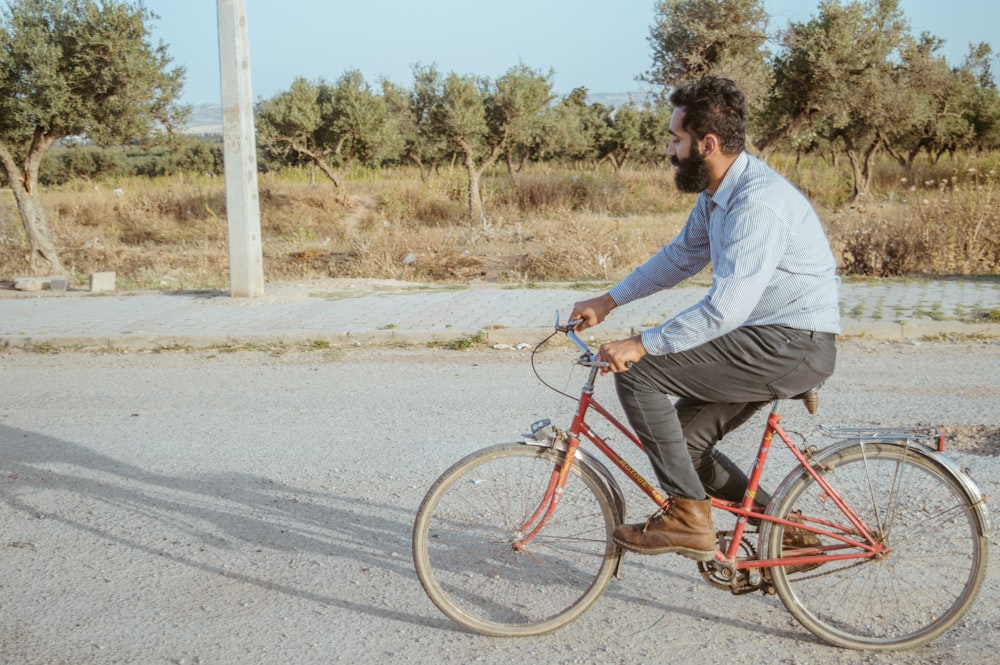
[2,277,1000,351]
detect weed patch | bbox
[3,156,1000,289]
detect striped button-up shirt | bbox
[609,152,841,355]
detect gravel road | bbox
[1,339,998,664]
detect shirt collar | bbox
[708,151,749,212]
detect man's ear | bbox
[701,133,719,158]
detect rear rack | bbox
[820,424,946,452]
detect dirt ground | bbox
[1,340,998,664]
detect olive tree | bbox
[758,0,912,200]
[530,87,595,165]
[0,0,185,274]
[950,43,1000,154]
[427,64,553,223]
[596,103,643,174]
[382,64,451,181]
[881,34,973,169]
[256,70,397,192]
[645,0,771,124]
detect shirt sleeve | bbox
[608,195,712,307]
[639,198,793,355]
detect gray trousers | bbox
[614,325,836,505]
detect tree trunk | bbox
[458,139,503,225]
[0,136,64,275]
[462,151,484,223]
[604,152,627,177]
[504,152,516,179]
[844,135,880,202]
[845,148,870,201]
[408,154,430,183]
[311,158,344,189]
[289,141,344,189]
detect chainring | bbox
[697,530,760,594]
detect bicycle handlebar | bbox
[554,313,603,367]
[555,313,636,372]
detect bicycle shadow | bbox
[0,424,444,630]
[599,556,818,644]
[598,555,826,645]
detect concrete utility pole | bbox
[217,0,265,297]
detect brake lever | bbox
[554,312,583,333]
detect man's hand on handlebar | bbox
[597,335,647,374]
[569,293,617,332]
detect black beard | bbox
[671,149,711,193]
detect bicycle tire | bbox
[766,440,989,650]
[412,443,619,636]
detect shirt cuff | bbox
[607,282,634,307]
[639,326,668,356]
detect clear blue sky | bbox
[142,1,999,106]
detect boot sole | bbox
[613,537,715,562]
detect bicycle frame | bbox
[514,325,887,574]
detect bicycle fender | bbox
[767,438,991,534]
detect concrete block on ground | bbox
[48,277,69,291]
[13,276,70,291]
[13,277,45,291]
[90,271,116,293]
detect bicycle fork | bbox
[511,438,581,552]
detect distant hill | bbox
[185,104,223,135]
[183,91,654,135]
[587,91,656,107]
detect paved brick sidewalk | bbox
[1,278,999,351]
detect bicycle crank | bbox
[697,531,770,595]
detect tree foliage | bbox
[381,65,450,181]
[645,0,772,123]
[0,0,185,273]
[255,71,397,192]
[423,64,554,221]
[758,0,921,199]
[746,0,1000,200]
[645,0,999,201]
[6,0,999,276]
[955,43,1000,151]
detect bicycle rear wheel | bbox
[412,443,619,636]
[766,441,989,650]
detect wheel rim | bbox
[413,445,618,635]
[770,443,987,649]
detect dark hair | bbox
[669,77,746,154]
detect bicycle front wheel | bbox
[767,441,989,650]
[412,443,619,636]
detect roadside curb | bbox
[2,278,999,352]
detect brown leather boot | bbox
[612,497,715,561]
[783,511,820,550]
[782,511,822,574]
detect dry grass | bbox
[835,165,1000,276]
[1,155,998,289]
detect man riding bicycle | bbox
[569,76,840,562]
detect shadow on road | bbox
[0,424,446,630]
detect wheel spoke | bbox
[770,441,988,650]
[413,444,618,636]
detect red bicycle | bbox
[412,318,990,650]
